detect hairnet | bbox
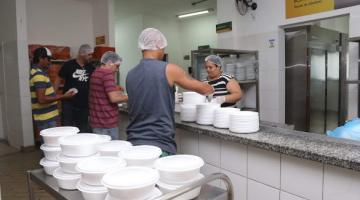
[138,28,168,50]
[100,51,122,65]
[205,55,223,68]
[78,44,93,55]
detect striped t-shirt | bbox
[204,73,236,107]
[29,67,59,122]
[89,68,118,128]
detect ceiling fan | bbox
[234,0,257,16]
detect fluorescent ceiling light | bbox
[178,10,209,19]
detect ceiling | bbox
[116,0,217,18]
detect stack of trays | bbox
[180,104,197,122]
[229,111,259,133]
[213,107,240,129]
[196,103,220,125]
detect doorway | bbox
[285,22,348,134]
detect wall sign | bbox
[216,22,232,33]
[286,0,360,19]
[96,35,106,45]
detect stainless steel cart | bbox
[27,169,233,200]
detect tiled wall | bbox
[176,129,360,200]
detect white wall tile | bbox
[178,129,199,156]
[280,191,307,200]
[220,140,247,176]
[199,135,221,167]
[248,180,280,200]
[221,169,247,200]
[248,146,281,188]
[201,163,221,187]
[323,165,360,200]
[281,155,323,200]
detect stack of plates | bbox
[226,63,236,77]
[229,111,259,133]
[235,63,246,81]
[213,108,240,129]
[246,65,256,80]
[182,92,206,105]
[196,103,220,125]
[180,104,197,122]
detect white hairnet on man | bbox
[138,28,168,50]
[101,51,123,65]
[78,44,93,55]
[205,55,223,68]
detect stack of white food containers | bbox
[213,108,240,129]
[180,104,197,122]
[235,63,246,81]
[39,127,79,176]
[155,155,205,200]
[229,111,260,133]
[180,92,206,123]
[226,63,236,77]
[54,133,111,191]
[246,64,256,80]
[76,156,127,200]
[119,145,162,168]
[196,103,220,125]
[102,167,161,200]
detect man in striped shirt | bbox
[30,47,75,131]
[89,52,128,140]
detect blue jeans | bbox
[36,120,57,131]
[93,127,119,140]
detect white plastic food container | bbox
[40,144,61,161]
[59,134,105,157]
[119,145,162,167]
[77,181,108,200]
[53,168,81,190]
[182,92,206,105]
[40,126,79,147]
[101,167,159,200]
[180,104,197,122]
[39,158,59,176]
[154,155,204,184]
[76,156,127,186]
[57,153,99,174]
[157,174,204,200]
[97,140,132,157]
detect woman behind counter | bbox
[203,55,243,107]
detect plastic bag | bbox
[327,118,360,141]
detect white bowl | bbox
[154,155,204,184]
[157,174,204,200]
[76,156,127,186]
[40,144,61,161]
[102,167,159,200]
[97,140,132,157]
[53,168,81,190]
[99,135,112,143]
[182,92,205,105]
[40,126,79,147]
[57,153,99,174]
[77,181,108,200]
[59,134,104,157]
[120,145,162,167]
[39,158,59,175]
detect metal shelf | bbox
[238,80,257,84]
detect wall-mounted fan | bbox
[234,0,257,16]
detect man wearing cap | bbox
[30,47,75,132]
[203,55,242,107]
[89,51,128,140]
[57,44,95,132]
[126,28,214,156]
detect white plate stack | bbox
[229,111,260,133]
[39,127,79,176]
[213,108,240,129]
[246,65,256,80]
[180,104,197,122]
[235,63,246,81]
[226,63,236,77]
[196,103,221,125]
[155,155,205,200]
[182,92,206,105]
